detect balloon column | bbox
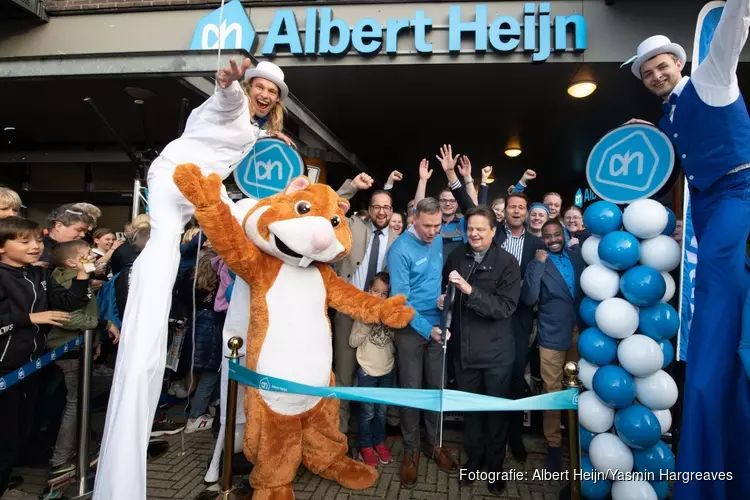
[577,199,680,500]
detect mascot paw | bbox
[251,485,294,500]
[319,456,378,490]
[173,163,223,209]
[380,295,415,329]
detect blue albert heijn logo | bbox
[574,189,583,207]
[189,0,256,53]
[233,138,305,200]
[36,358,42,369]
[0,378,5,391]
[586,124,674,205]
[572,392,579,406]
[18,367,24,380]
[259,377,271,391]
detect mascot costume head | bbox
[173,164,414,500]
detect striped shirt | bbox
[501,225,526,263]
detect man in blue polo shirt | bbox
[624,3,750,497]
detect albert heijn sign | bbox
[190,0,587,62]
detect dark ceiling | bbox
[2,61,750,210]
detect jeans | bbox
[0,372,41,496]
[51,358,80,467]
[356,367,394,449]
[189,370,220,419]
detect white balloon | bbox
[618,335,664,377]
[660,272,675,303]
[579,390,615,433]
[589,433,634,479]
[582,235,602,266]
[623,200,668,239]
[640,236,681,272]
[581,264,621,301]
[635,370,679,411]
[578,358,600,391]
[611,480,658,500]
[653,409,672,435]
[596,298,639,339]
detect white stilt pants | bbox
[204,276,250,483]
[93,157,235,500]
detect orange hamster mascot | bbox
[173,164,414,500]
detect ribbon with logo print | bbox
[228,363,578,412]
[0,335,83,392]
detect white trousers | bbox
[205,277,250,483]
[93,157,235,500]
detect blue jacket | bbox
[386,227,443,339]
[521,249,585,351]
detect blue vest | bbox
[658,79,750,191]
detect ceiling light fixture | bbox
[4,126,15,132]
[567,65,597,98]
[504,137,522,158]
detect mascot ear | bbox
[337,198,350,213]
[285,176,311,195]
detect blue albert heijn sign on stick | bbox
[585,124,675,204]
[234,138,306,200]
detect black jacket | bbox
[0,263,90,373]
[443,242,522,369]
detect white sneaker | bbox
[184,414,213,434]
[168,381,189,399]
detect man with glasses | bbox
[437,189,467,263]
[333,173,402,434]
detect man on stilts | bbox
[625,1,750,497]
[93,57,292,500]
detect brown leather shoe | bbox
[400,451,418,488]
[423,445,458,474]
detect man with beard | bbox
[334,174,401,434]
[440,205,521,495]
[623,3,750,497]
[520,219,584,473]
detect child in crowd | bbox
[46,240,121,482]
[349,272,395,468]
[0,217,91,497]
[176,248,224,433]
[0,186,22,218]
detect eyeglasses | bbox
[564,216,582,221]
[439,199,457,205]
[369,205,392,212]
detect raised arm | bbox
[173,164,260,278]
[413,159,432,209]
[692,0,750,103]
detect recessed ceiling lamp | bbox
[505,137,522,158]
[567,65,597,98]
[4,126,16,131]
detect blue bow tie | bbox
[662,93,679,114]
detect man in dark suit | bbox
[520,219,585,472]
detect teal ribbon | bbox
[228,364,578,412]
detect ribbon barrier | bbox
[228,363,579,412]
[0,335,83,392]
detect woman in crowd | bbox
[389,211,405,236]
[527,203,550,237]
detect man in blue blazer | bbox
[520,219,585,473]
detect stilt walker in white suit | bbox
[93,58,292,500]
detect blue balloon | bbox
[579,297,600,327]
[620,266,666,307]
[579,327,618,366]
[583,201,623,237]
[639,303,680,341]
[592,365,636,409]
[662,208,677,236]
[581,454,611,500]
[580,425,596,453]
[598,231,641,270]
[650,481,669,500]
[633,440,675,476]
[614,404,662,450]
[659,339,674,369]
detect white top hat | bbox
[244,61,289,101]
[623,35,687,80]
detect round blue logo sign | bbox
[233,137,305,200]
[586,124,675,204]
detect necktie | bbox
[364,229,382,291]
[662,92,679,115]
